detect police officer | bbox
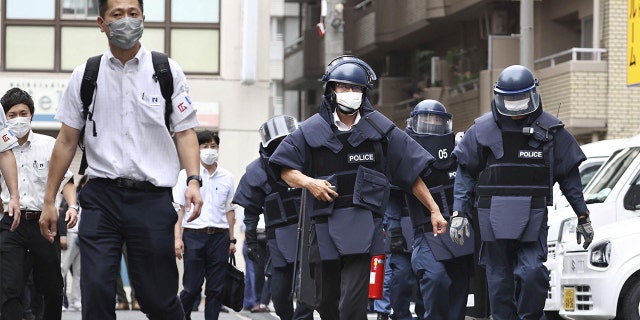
[269,55,447,320]
[397,99,473,320]
[381,188,425,320]
[233,115,315,320]
[450,65,594,319]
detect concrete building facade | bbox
[0,0,297,183]
[283,0,640,144]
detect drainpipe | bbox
[520,0,534,69]
[241,0,258,85]
[593,0,600,49]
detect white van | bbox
[544,139,626,318]
[555,135,640,319]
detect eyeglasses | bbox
[334,83,363,92]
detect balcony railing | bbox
[534,48,607,69]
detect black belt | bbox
[184,227,228,234]
[94,178,169,193]
[21,210,42,221]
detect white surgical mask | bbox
[106,17,144,50]
[504,97,531,112]
[336,92,363,114]
[200,148,218,165]
[7,117,31,139]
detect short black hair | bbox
[197,130,219,146]
[98,0,144,18]
[0,88,34,115]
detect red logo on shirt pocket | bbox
[178,102,188,112]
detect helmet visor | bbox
[494,91,539,116]
[259,115,298,147]
[410,113,452,135]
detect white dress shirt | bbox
[333,109,361,131]
[55,44,199,187]
[1,131,73,213]
[173,164,235,229]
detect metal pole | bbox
[520,0,534,69]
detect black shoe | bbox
[377,313,389,320]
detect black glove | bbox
[389,228,407,254]
[245,230,264,264]
[576,213,594,249]
[450,211,471,246]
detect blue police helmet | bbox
[493,65,540,117]
[407,99,452,135]
[321,55,377,89]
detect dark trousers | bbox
[312,254,370,320]
[78,180,184,320]
[270,264,315,320]
[0,216,63,320]
[179,230,229,320]
[254,240,271,306]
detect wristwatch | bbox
[186,175,202,187]
[69,204,80,211]
[230,239,237,244]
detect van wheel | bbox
[623,281,640,319]
[544,311,563,320]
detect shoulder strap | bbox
[78,54,102,175]
[151,51,174,131]
[80,55,102,121]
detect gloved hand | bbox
[450,211,471,246]
[389,228,407,254]
[576,214,594,249]
[245,230,264,264]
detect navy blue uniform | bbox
[234,151,314,320]
[382,188,423,320]
[452,107,587,320]
[399,130,473,320]
[269,99,434,320]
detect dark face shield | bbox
[409,113,452,135]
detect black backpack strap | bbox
[78,54,102,175]
[151,51,174,131]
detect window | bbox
[171,0,219,23]
[171,29,219,73]
[61,0,99,19]
[5,26,55,70]
[584,148,640,204]
[7,0,55,19]
[2,0,220,74]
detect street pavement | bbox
[59,308,489,319]
[60,308,280,320]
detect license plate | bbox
[564,287,575,311]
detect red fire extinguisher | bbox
[368,254,385,299]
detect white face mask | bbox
[200,148,218,165]
[336,92,363,113]
[7,117,31,138]
[504,97,531,112]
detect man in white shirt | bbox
[174,130,236,320]
[0,87,77,320]
[39,1,202,319]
